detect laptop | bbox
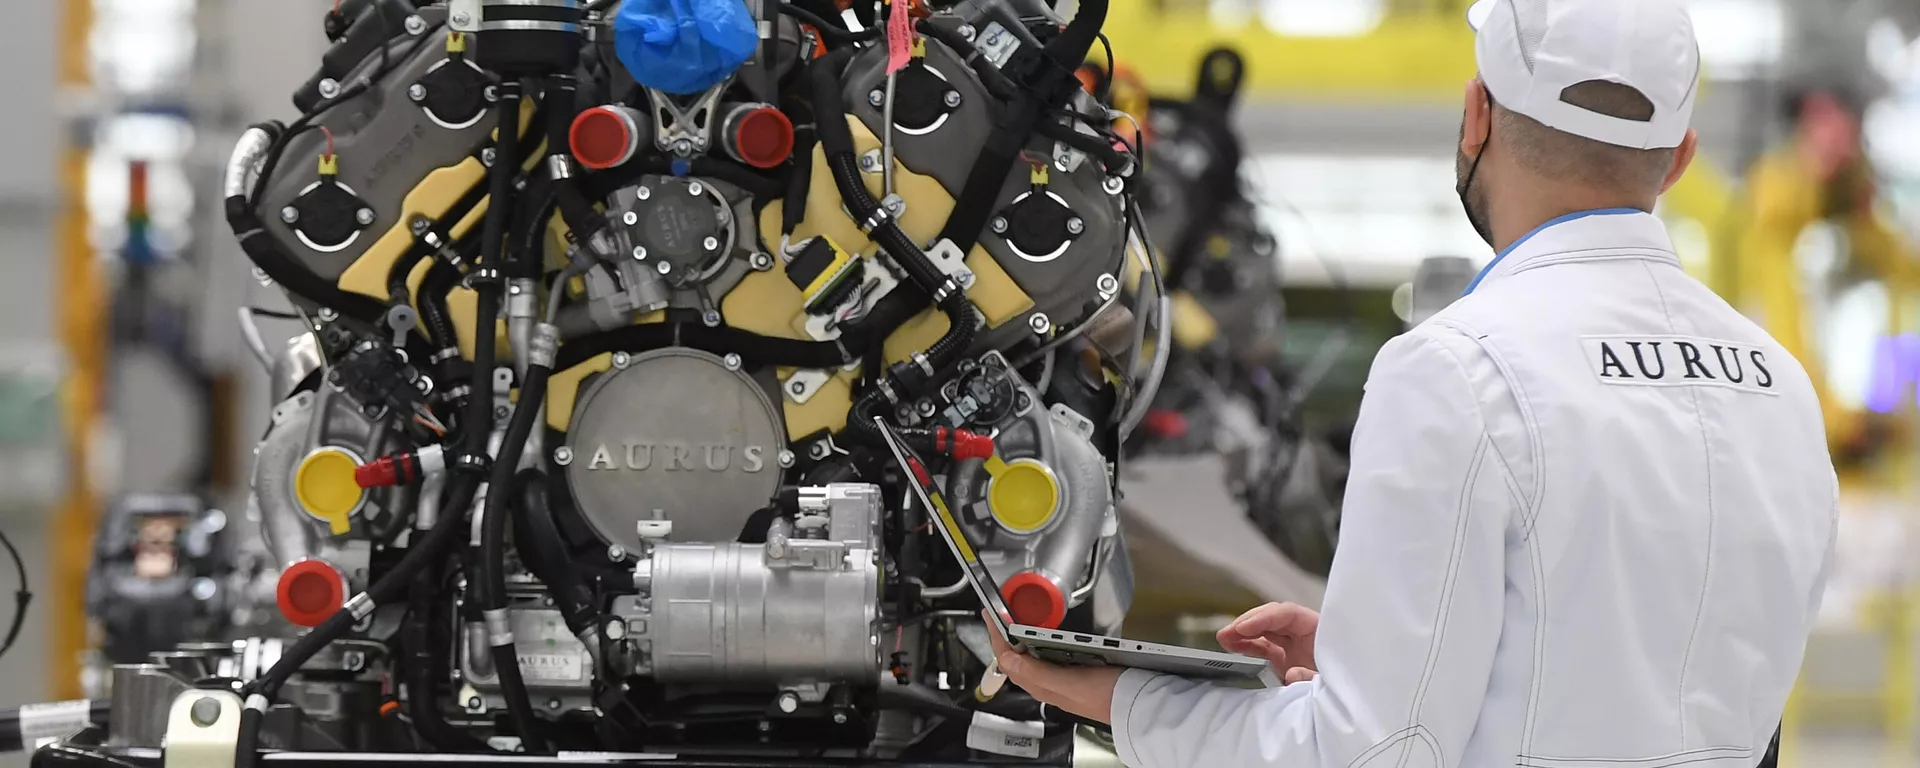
[873,418,1278,685]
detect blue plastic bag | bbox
[614,0,759,95]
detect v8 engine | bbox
[74,0,1170,764]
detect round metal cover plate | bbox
[564,348,786,550]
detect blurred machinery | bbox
[35,0,1171,764]
[1097,48,1350,578]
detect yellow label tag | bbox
[447,32,467,54]
[912,37,927,58]
[983,455,1009,477]
[318,155,340,177]
[1030,165,1049,186]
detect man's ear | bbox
[1462,78,1493,157]
[1661,129,1699,193]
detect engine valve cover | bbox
[565,348,787,550]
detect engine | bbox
[75,0,1162,763]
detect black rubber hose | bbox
[467,80,548,754]
[776,3,881,44]
[810,55,978,376]
[404,557,487,752]
[476,366,551,740]
[511,472,599,638]
[418,262,463,351]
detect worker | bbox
[986,1,1839,766]
[1720,87,1916,464]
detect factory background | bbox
[2,0,1919,765]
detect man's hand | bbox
[1218,602,1320,684]
[985,612,1124,725]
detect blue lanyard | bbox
[1462,208,1642,296]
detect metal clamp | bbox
[858,206,894,234]
[528,324,561,368]
[454,452,493,475]
[929,277,961,304]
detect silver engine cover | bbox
[564,348,788,551]
[623,484,883,685]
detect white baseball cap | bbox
[1467,0,1701,150]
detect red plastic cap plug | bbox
[1141,409,1189,439]
[1000,572,1066,630]
[276,559,346,628]
[726,106,795,169]
[569,106,643,170]
[944,429,996,461]
[356,455,400,488]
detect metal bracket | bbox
[923,238,976,290]
[648,84,728,157]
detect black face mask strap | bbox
[1458,88,1495,242]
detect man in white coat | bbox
[988,0,1839,765]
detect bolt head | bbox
[991,217,1008,234]
[482,148,497,166]
[483,85,499,103]
[405,15,427,34]
[944,91,962,108]
[916,400,937,416]
[1097,274,1119,294]
[452,11,473,26]
[1104,176,1125,195]
[605,619,627,639]
[832,711,849,725]
[1066,217,1085,235]
[408,83,427,102]
[612,352,632,369]
[318,78,340,98]
[703,236,720,252]
[688,181,704,196]
[342,650,365,671]
[189,697,221,727]
[280,206,300,224]
[673,139,692,154]
[702,310,722,326]
[777,692,801,713]
[318,308,339,322]
[758,721,772,733]
[959,24,976,40]
[547,699,563,711]
[750,252,772,270]
[723,353,742,370]
[622,211,639,226]
[791,381,808,394]
[554,446,574,465]
[467,697,483,710]
[608,545,628,561]
[631,245,648,260]
[357,208,377,226]
[637,186,651,200]
[859,154,878,172]
[778,450,796,468]
[657,261,673,275]
[868,90,885,107]
[1028,313,1051,334]
[410,216,431,234]
[808,442,829,459]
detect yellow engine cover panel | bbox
[729,117,1036,439]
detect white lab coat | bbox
[1110,210,1837,767]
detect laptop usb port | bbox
[1103,639,1121,649]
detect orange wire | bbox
[319,126,336,159]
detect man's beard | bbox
[1456,143,1494,248]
